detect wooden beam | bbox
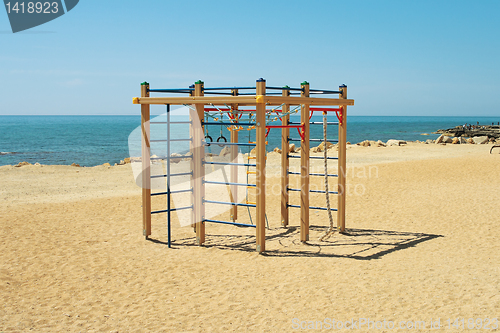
[258,96,354,106]
[230,89,239,221]
[281,88,290,227]
[141,82,151,238]
[300,82,310,242]
[337,85,347,233]
[255,79,266,253]
[133,95,354,107]
[193,81,206,245]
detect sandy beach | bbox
[1,143,500,332]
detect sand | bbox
[1,143,500,332]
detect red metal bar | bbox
[204,107,231,112]
[309,107,342,112]
[266,125,303,129]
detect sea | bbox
[1,115,500,167]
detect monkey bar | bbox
[133,79,353,253]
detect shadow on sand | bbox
[149,225,443,260]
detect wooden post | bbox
[230,89,239,221]
[141,82,151,238]
[338,84,347,232]
[193,80,206,245]
[281,87,290,227]
[255,78,266,253]
[300,81,310,242]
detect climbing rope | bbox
[319,112,335,241]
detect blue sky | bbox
[1,0,499,116]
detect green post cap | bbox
[283,85,290,89]
[301,81,309,86]
[195,80,204,84]
[141,81,149,85]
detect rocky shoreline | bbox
[434,124,500,139]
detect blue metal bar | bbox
[151,155,192,161]
[204,180,256,187]
[202,87,257,91]
[287,188,338,194]
[308,173,339,177]
[287,171,338,177]
[151,171,192,179]
[308,89,341,94]
[310,206,338,211]
[148,89,193,93]
[151,121,192,124]
[204,161,256,167]
[288,121,339,125]
[287,204,301,209]
[266,86,304,91]
[288,138,338,143]
[203,91,234,95]
[286,204,337,211]
[204,200,256,208]
[203,219,256,228]
[151,205,193,215]
[287,155,338,160]
[151,188,193,196]
[203,122,255,126]
[206,142,255,147]
[151,139,192,142]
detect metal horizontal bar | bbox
[287,188,338,194]
[205,142,256,147]
[266,125,303,129]
[134,96,354,107]
[151,188,193,196]
[202,87,257,90]
[310,206,338,211]
[203,91,234,95]
[204,180,256,187]
[288,138,338,143]
[150,156,192,161]
[287,155,338,160]
[310,107,342,112]
[308,89,341,94]
[310,156,338,160]
[151,205,193,214]
[151,171,192,178]
[309,139,339,143]
[150,121,192,124]
[148,89,193,93]
[266,86,304,91]
[204,161,256,167]
[288,121,339,125]
[204,200,256,208]
[310,122,339,125]
[287,172,338,177]
[203,219,256,228]
[203,122,255,126]
[286,204,337,211]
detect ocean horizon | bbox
[1,115,500,167]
